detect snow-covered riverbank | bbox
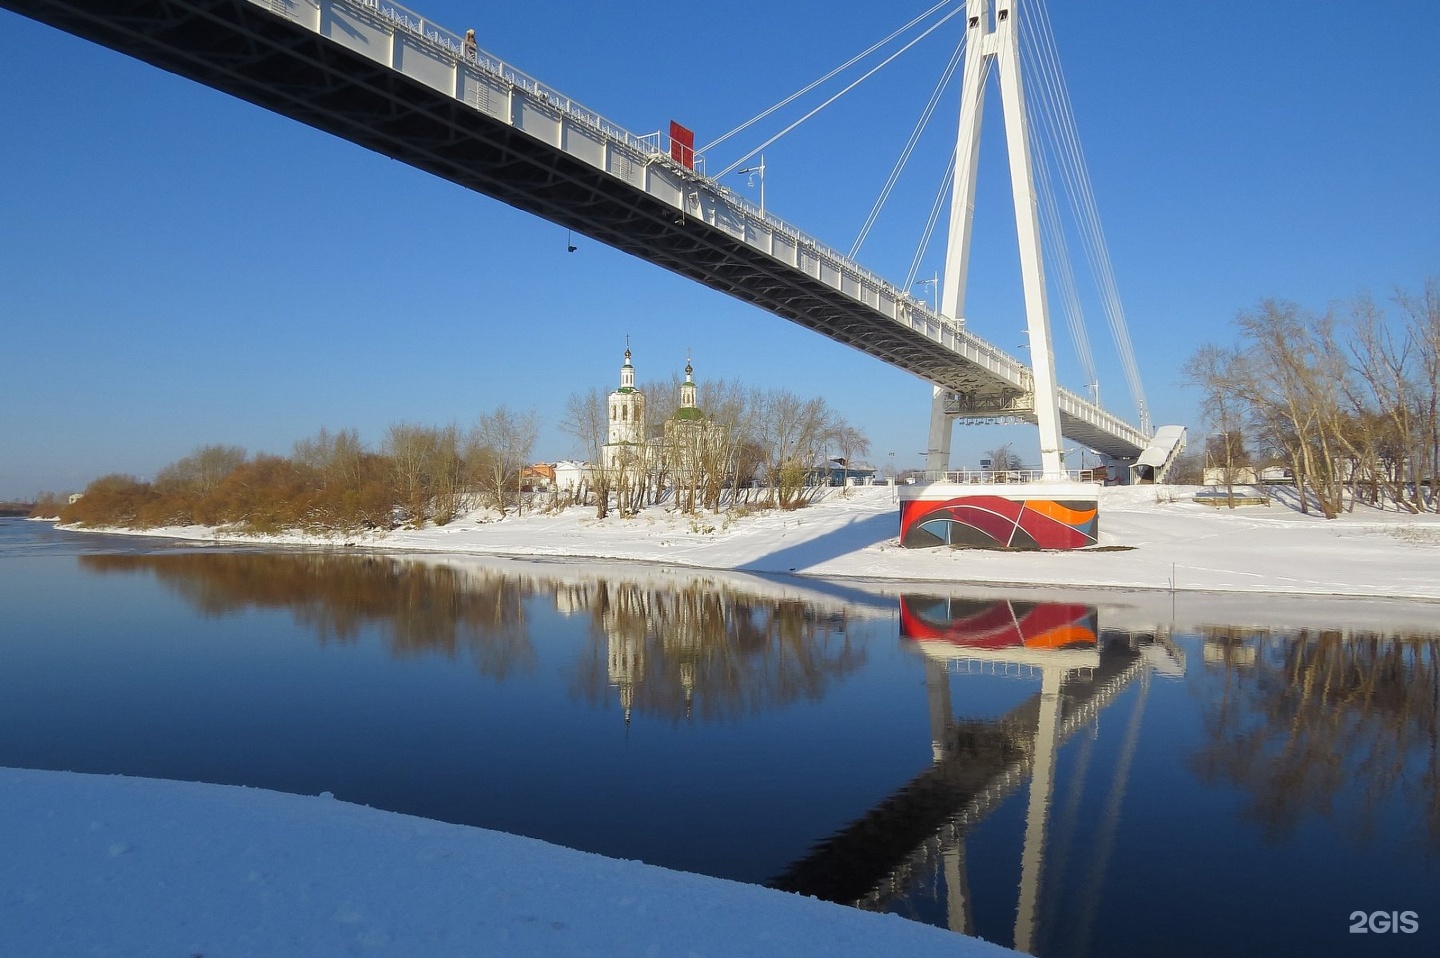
[0,766,1016,958]
[66,484,1440,600]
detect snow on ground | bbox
[0,766,1016,958]
[80,484,1440,600]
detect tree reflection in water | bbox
[81,553,538,678]
[1193,627,1440,849]
[78,553,867,721]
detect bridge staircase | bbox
[1131,424,1189,483]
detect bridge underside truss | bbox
[4,0,1152,460]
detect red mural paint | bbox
[899,496,1098,550]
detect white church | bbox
[602,346,715,477]
[603,346,646,470]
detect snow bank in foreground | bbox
[0,767,1013,958]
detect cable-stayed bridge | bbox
[3,0,1183,472]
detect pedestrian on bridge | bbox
[462,29,477,61]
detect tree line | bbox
[54,410,539,533]
[1186,278,1439,516]
[44,376,871,532]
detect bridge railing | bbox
[338,0,663,163]
[920,469,1103,484]
[688,177,1036,384]
[1054,385,1149,449]
[704,177,1037,385]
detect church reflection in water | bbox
[568,576,868,725]
[770,595,1185,955]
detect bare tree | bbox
[1184,344,1249,506]
[293,427,365,491]
[471,406,540,517]
[384,423,442,527]
[640,374,680,508]
[1166,449,1205,485]
[752,389,840,509]
[1397,279,1440,511]
[156,444,247,496]
[984,443,1025,473]
[560,388,612,518]
[1233,300,1351,517]
[428,424,465,525]
[702,379,751,512]
[833,426,872,497]
[1342,296,1420,510]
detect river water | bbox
[1,518,1434,956]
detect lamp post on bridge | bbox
[914,275,938,313]
[735,154,765,216]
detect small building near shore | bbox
[553,460,592,494]
[520,464,555,493]
[813,459,878,487]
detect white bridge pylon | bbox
[929,0,1064,480]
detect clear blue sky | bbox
[2,0,1437,498]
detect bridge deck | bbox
[3,0,1152,458]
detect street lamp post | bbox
[913,274,938,313]
[736,154,766,215]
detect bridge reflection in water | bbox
[770,596,1184,955]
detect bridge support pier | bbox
[899,481,1099,550]
[925,387,956,476]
